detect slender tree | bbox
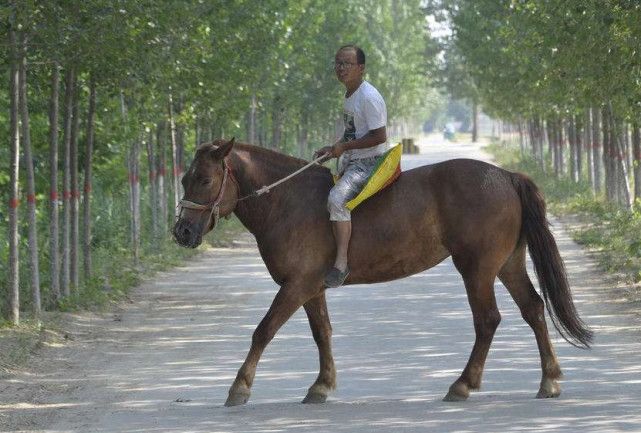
[592,108,602,194]
[19,34,42,321]
[128,137,141,265]
[157,122,168,231]
[145,126,159,242]
[7,4,21,324]
[83,78,96,280]
[70,75,80,291]
[168,90,180,216]
[633,123,641,202]
[60,67,75,297]
[48,62,61,305]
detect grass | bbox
[486,140,641,284]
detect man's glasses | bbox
[333,61,358,70]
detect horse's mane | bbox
[202,139,331,177]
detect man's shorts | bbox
[327,155,380,221]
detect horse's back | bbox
[348,159,522,283]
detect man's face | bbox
[334,48,363,86]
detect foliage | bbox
[1,1,436,321]
[428,0,641,121]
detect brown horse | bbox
[173,138,592,407]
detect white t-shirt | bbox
[342,81,388,159]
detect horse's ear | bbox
[211,137,235,160]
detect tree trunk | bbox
[608,103,631,210]
[602,107,613,202]
[157,122,168,231]
[83,78,96,281]
[177,95,185,174]
[632,122,641,203]
[298,109,309,158]
[70,73,80,292]
[128,137,141,265]
[249,94,257,144]
[19,34,41,321]
[471,99,478,143]
[568,116,578,182]
[536,117,545,169]
[518,121,525,157]
[575,114,583,181]
[61,66,75,297]
[592,107,602,194]
[545,118,555,172]
[168,90,181,216]
[145,126,158,242]
[7,13,21,324]
[557,118,565,176]
[543,119,556,165]
[585,109,594,191]
[271,95,284,150]
[48,61,61,305]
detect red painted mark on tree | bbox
[27,194,36,204]
[173,166,179,177]
[63,191,71,200]
[84,183,92,194]
[9,198,20,208]
[50,191,59,200]
[159,167,166,176]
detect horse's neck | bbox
[230,146,310,236]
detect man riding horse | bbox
[173,44,592,407]
[314,44,389,288]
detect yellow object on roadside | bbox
[345,143,402,210]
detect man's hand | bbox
[313,143,345,161]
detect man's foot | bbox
[324,266,350,288]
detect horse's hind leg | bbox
[225,281,315,407]
[444,255,502,402]
[498,244,562,398]
[302,292,337,404]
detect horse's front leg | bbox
[302,291,336,404]
[225,282,314,407]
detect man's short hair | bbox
[338,44,365,65]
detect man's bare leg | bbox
[332,220,351,272]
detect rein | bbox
[237,154,328,201]
[177,153,328,228]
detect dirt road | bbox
[2,135,641,432]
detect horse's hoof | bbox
[536,379,561,399]
[443,381,470,402]
[302,383,332,404]
[302,392,327,404]
[225,389,251,407]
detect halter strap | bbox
[177,160,231,230]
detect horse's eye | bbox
[200,179,212,186]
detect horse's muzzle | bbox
[173,218,203,248]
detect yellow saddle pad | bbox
[333,143,402,211]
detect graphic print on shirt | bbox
[343,111,356,142]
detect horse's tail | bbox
[511,172,593,349]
